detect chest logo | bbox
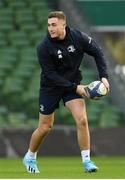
[57,50,63,59]
[67,45,76,52]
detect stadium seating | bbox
[5,0,27,9]
[8,31,30,47]
[0,32,7,46]
[0,8,13,31]
[29,31,46,46]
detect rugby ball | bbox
[85,81,107,99]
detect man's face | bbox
[48,17,66,39]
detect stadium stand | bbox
[0,0,124,128]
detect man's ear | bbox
[61,23,66,30]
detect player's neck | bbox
[59,30,66,40]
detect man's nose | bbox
[48,26,53,31]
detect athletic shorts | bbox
[39,90,83,115]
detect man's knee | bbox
[38,113,54,135]
[76,115,88,128]
[38,123,52,135]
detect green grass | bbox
[0,156,125,179]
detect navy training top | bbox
[37,26,108,95]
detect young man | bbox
[23,11,110,173]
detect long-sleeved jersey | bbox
[37,26,108,95]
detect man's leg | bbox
[29,113,54,152]
[23,113,54,173]
[65,99,90,150]
[65,99,98,172]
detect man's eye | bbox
[52,24,57,27]
[48,23,57,27]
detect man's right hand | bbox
[76,85,89,97]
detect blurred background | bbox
[0,0,125,157]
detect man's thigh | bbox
[65,98,87,122]
[62,91,82,106]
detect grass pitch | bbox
[0,156,125,179]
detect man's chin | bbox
[50,35,57,38]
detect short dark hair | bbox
[48,11,66,21]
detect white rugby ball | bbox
[85,81,107,99]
